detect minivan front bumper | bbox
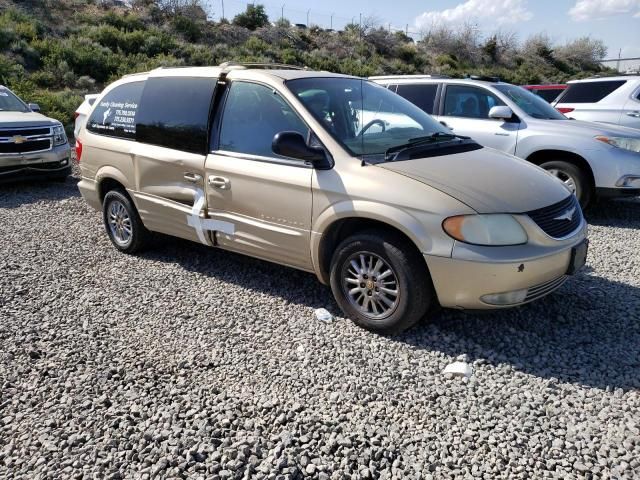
[424,235,587,310]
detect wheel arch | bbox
[526,149,596,193]
[95,166,133,204]
[314,215,430,285]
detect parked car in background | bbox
[523,84,567,103]
[553,75,640,130]
[76,64,587,334]
[0,85,71,183]
[74,94,99,138]
[372,75,640,207]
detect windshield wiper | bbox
[384,132,468,161]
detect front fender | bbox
[310,199,456,283]
[515,135,596,160]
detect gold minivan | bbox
[76,64,588,334]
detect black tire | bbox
[102,189,150,254]
[329,230,434,335]
[539,160,592,208]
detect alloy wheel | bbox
[341,252,400,320]
[547,168,577,194]
[107,199,133,247]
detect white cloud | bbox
[569,0,640,21]
[415,0,533,29]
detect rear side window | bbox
[136,77,216,155]
[560,80,626,103]
[395,84,438,114]
[87,81,144,139]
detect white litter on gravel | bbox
[314,307,334,323]
[443,361,474,378]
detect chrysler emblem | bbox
[554,207,576,222]
[12,135,27,144]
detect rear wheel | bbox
[540,160,592,208]
[102,189,150,254]
[329,231,433,335]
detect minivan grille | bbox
[526,195,582,239]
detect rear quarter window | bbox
[136,76,216,155]
[559,80,626,103]
[87,81,144,139]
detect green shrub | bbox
[172,15,202,43]
[233,5,269,31]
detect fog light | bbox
[615,175,640,188]
[481,288,528,306]
[61,158,68,166]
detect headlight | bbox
[595,136,640,153]
[52,124,67,146]
[443,214,528,246]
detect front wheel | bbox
[102,189,150,254]
[540,160,592,208]
[329,231,434,335]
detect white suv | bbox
[371,75,640,207]
[553,75,640,130]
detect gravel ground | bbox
[1,171,639,480]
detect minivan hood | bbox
[378,146,570,213]
[0,111,57,127]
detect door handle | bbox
[183,172,202,183]
[627,111,640,118]
[208,175,230,189]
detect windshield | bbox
[494,84,566,120]
[0,87,30,113]
[286,78,451,157]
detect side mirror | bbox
[28,103,41,112]
[272,131,331,169]
[488,105,514,120]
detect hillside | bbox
[0,0,611,134]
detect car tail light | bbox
[557,107,574,114]
[73,112,80,120]
[75,139,83,162]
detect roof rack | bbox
[585,72,640,79]
[218,61,307,71]
[465,74,501,82]
[369,74,450,80]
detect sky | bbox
[214,0,640,59]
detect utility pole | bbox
[617,48,622,72]
[405,24,409,36]
[330,13,334,30]
[307,9,310,26]
[359,13,362,40]
[281,4,285,22]
[220,0,224,20]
